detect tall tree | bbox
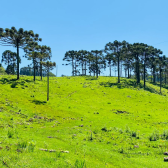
[90,50,104,78]
[38,45,51,80]
[156,55,165,93]
[78,50,88,75]
[63,50,76,76]
[113,40,126,83]
[24,42,41,81]
[41,61,56,101]
[128,43,144,84]
[87,52,95,76]
[104,42,115,77]
[0,27,42,79]
[1,50,18,74]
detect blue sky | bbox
[1,0,168,76]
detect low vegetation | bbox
[0,75,168,167]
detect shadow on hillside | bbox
[31,100,47,105]
[150,82,168,90]
[0,77,32,88]
[100,79,159,94]
[85,76,98,80]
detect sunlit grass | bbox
[0,75,168,167]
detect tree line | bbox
[0,27,56,81]
[63,40,168,92]
[0,27,56,101]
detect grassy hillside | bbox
[0,75,168,167]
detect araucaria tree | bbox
[63,50,76,76]
[105,40,126,83]
[0,27,42,79]
[1,50,18,74]
[38,45,51,80]
[24,42,41,81]
[41,61,56,101]
[91,50,105,78]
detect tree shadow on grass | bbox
[100,78,160,94]
[31,100,47,105]
[150,82,168,90]
[85,76,98,80]
[0,77,32,88]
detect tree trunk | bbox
[16,39,19,80]
[128,65,129,78]
[136,55,140,84]
[118,55,120,83]
[96,53,98,78]
[47,68,49,101]
[153,66,156,83]
[72,58,74,76]
[160,68,162,94]
[40,58,42,80]
[89,62,91,76]
[109,61,111,77]
[13,57,15,75]
[144,55,146,89]
[33,58,36,81]
[85,61,86,75]
[120,60,122,77]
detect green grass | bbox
[0,75,168,167]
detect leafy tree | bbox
[128,43,145,84]
[20,66,33,76]
[85,52,94,76]
[24,42,41,81]
[122,43,133,79]
[41,61,56,101]
[63,50,76,76]
[156,55,166,93]
[104,42,115,77]
[1,50,18,74]
[38,45,51,80]
[0,64,6,75]
[90,50,105,78]
[0,27,42,79]
[78,50,88,75]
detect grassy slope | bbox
[0,75,168,167]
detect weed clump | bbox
[18,141,27,149]
[149,131,159,141]
[75,159,86,168]
[161,130,168,140]
[7,130,14,138]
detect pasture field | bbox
[0,75,168,167]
